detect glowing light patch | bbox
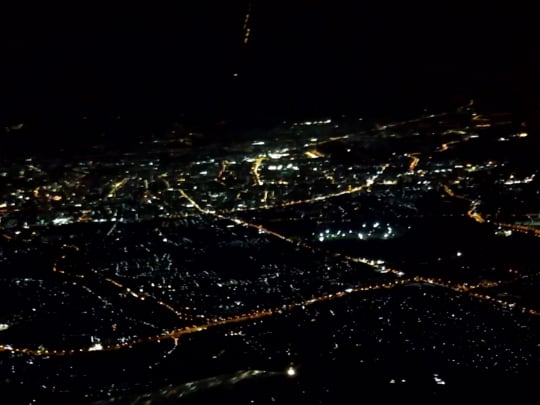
[89,343,103,351]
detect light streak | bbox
[305,150,325,159]
[217,160,228,180]
[494,222,540,238]
[2,275,537,357]
[442,184,485,223]
[108,178,129,198]
[242,2,252,45]
[251,156,265,186]
[406,154,420,172]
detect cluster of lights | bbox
[316,223,396,242]
[293,119,332,127]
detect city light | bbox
[0,106,537,401]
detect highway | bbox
[442,184,486,223]
[494,222,540,238]
[1,273,537,358]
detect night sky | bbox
[1,1,538,124]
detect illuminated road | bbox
[494,222,540,238]
[251,156,265,186]
[437,140,461,153]
[107,177,129,198]
[406,154,420,172]
[442,184,486,223]
[227,163,389,214]
[217,160,228,180]
[1,273,537,357]
[2,182,539,358]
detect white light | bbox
[286,366,297,377]
[52,217,71,226]
[89,343,103,351]
[434,374,446,385]
[456,251,462,257]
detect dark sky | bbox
[1,1,538,123]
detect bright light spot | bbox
[162,238,168,243]
[268,152,289,159]
[433,374,446,385]
[52,217,71,226]
[456,251,462,257]
[89,343,103,351]
[286,366,297,377]
[0,323,9,331]
[518,132,528,138]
